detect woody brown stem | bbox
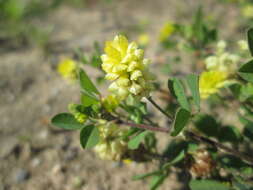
[116,119,170,133]
[115,118,253,166]
[185,131,253,166]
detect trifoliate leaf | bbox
[171,108,191,136]
[51,113,83,130]
[80,125,100,149]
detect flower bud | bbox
[130,70,143,81]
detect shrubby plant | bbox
[52,24,253,189]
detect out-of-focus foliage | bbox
[0,0,64,48]
[0,0,111,49]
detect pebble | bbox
[52,164,66,174]
[38,130,49,140]
[14,169,30,183]
[111,161,123,168]
[31,158,41,167]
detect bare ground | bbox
[0,0,243,189]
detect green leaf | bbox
[229,83,241,99]
[186,74,200,110]
[162,150,185,169]
[128,131,150,150]
[194,114,220,137]
[243,122,253,141]
[163,139,187,160]
[238,60,253,83]
[149,174,167,190]
[239,83,253,101]
[79,69,99,95]
[232,180,253,190]
[168,79,176,97]
[80,125,100,149]
[169,78,190,111]
[218,155,248,169]
[218,126,242,143]
[247,28,253,56]
[171,108,191,136]
[189,179,231,190]
[81,93,99,107]
[193,6,204,42]
[51,113,83,130]
[187,143,199,153]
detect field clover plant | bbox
[52,27,253,189]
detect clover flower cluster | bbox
[199,41,239,99]
[205,40,240,74]
[241,4,253,19]
[137,33,150,47]
[101,35,154,100]
[57,58,78,82]
[199,71,230,99]
[159,22,175,42]
[94,120,128,161]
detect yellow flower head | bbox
[242,4,253,19]
[94,121,128,161]
[159,22,175,42]
[205,40,240,74]
[101,35,154,100]
[238,40,248,51]
[138,33,150,47]
[199,71,229,99]
[57,58,78,82]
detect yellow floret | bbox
[204,40,240,74]
[57,58,78,82]
[199,71,229,99]
[159,22,175,42]
[102,94,120,113]
[242,5,253,19]
[138,33,150,47]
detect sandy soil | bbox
[0,0,243,189]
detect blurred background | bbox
[0,0,252,189]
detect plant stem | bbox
[116,119,170,133]
[185,131,253,166]
[115,118,253,166]
[147,97,173,121]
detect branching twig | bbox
[185,131,253,166]
[114,118,253,166]
[116,119,170,133]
